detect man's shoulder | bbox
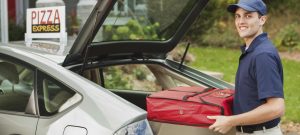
[254,40,278,56]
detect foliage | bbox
[274,23,300,53]
[188,47,300,122]
[103,19,160,41]
[200,20,242,48]
[194,0,243,48]
[104,66,132,90]
[103,65,161,91]
[185,0,300,49]
[187,0,236,45]
[264,0,300,14]
[133,68,147,80]
[146,0,188,39]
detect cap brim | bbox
[227,4,257,13]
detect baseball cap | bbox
[227,0,267,15]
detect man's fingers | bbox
[208,124,215,130]
[207,116,218,119]
[214,127,219,132]
[208,116,218,130]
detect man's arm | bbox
[207,97,284,134]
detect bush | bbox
[103,19,160,41]
[187,0,236,37]
[274,23,300,53]
[104,66,133,90]
[133,68,147,80]
[200,20,242,48]
[265,0,300,15]
[185,0,300,49]
[186,0,242,48]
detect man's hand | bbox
[207,116,233,134]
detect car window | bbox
[103,64,162,91]
[101,64,194,91]
[93,0,197,42]
[37,72,81,116]
[146,64,194,88]
[0,60,34,113]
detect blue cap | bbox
[227,0,267,15]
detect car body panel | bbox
[0,45,149,134]
[0,114,38,135]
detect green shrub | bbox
[274,23,300,53]
[104,66,133,90]
[133,68,147,80]
[200,20,242,48]
[103,19,160,41]
[186,1,234,37]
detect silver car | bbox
[0,0,235,134]
[0,45,153,135]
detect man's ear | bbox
[259,15,267,26]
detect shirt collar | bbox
[240,33,268,54]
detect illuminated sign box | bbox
[25,6,67,55]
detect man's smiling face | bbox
[234,8,266,41]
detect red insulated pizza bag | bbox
[146,86,234,127]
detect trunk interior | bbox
[78,63,236,135]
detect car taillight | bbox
[114,119,153,135]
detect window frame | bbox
[36,70,83,117]
[0,53,38,117]
[91,63,200,92]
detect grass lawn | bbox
[188,46,300,122]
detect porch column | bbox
[0,0,9,44]
[16,0,28,26]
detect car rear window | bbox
[93,0,198,42]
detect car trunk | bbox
[63,0,236,134]
[62,0,209,67]
[68,62,235,135]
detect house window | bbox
[113,0,128,16]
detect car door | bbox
[0,55,38,135]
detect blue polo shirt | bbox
[234,33,284,127]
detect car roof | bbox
[0,44,66,64]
